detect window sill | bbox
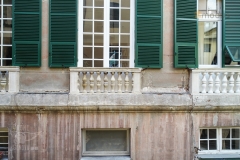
[197,153,240,159]
[81,156,131,160]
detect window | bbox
[0,128,8,160]
[82,129,130,156]
[199,128,240,153]
[174,0,240,68]
[79,0,133,68]
[0,0,12,66]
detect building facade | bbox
[0,0,240,160]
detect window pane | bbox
[208,0,217,10]
[0,137,8,143]
[121,48,129,59]
[94,21,103,33]
[222,140,230,150]
[110,22,119,33]
[199,0,207,11]
[3,33,12,44]
[3,46,11,58]
[209,129,216,139]
[209,140,217,150]
[94,34,103,46]
[121,0,130,7]
[225,46,240,66]
[0,132,8,136]
[3,60,12,66]
[200,129,208,139]
[200,140,208,150]
[83,60,92,67]
[121,22,130,33]
[83,47,93,58]
[120,61,129,67]
[110,0,119,4]
[84,0,93,6]
[94,60,103,67]
[95,0,104,7]
[83,21,92,32]
[94,8,104,20]
[86,130,127,151]
[198,22,217,65]
[83,8,93,19]
[94,47,103,59]
[232,129,240,138]
[83,34,92,45]
[3,20,11,31]
[120,35,130,46]
[110,35,119,46]
[4,0,12,4]
[3,6,11,18]
[232,140,240,149]
[222,129,230,138]
[121,9,130,20]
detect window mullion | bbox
[78,0,83,67]
[104,0,110,67]
[129,0,134,68]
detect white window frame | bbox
[78,0,135,68]
[197,0,222,68]
[199,128,240,154]
[82,129,130,156]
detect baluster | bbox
[104,72,109,93]
[235,72,240,93]
[201,72,207,93]
[82,72,87,93]
[125,72,129,93]
[214,72,220,93]
[118,72,122,93]
[228,72,234,93]
[89,72,94,93]
[208,72,213,93]
[0,71,7,92]
[111,72,115,93]
[96,72,101,93]
[78,72,82,93]
[221,72,228,93]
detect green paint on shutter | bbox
[222,0,240,66]
[12,0,41,66]
[49,0,77,67]
[174,0,198,68]
[135,0,162,68]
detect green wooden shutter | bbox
[174,0,198,68]
[49,0,77,67]
[12,0,41,66]
[223,0,240,66]
[135,0,162,68]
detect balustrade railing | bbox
[190,69,240,94]
[0,67,19,93]
[70,68,142,94]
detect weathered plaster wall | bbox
[0,112,192,160]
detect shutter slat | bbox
[174,0,198,68]
[12,0,41,66]
[49,0,77,67]
[135,0,162,68]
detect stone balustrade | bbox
[0,67,19,93]
[190,69,240,94]
[70,68,142,94]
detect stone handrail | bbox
[70,68,142,94]
[0,67,20,93]
[190,69,240,94]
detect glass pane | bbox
[225,46,240,66]
[84,0,93,6]
[3,6,11,18]
[94,8,104,20]
[0,144,8,149]
[121,9,130,20]
[0,137,8,143]
[209,140,217,150]
[121,0,130,7]
[109,60,119,67]
[121,48,129,59]
[110,8,119,20]
[200,140,208,150]
[121,35,130,46]
[83,47,92,58]
[208,0,217,10]
[3,46,12,58]
[3,33,12,44]
[94,60,103,67]
[95,0,104,7]
[110,0,119,4]
[109,48,120,60]
[94,21,103,33]
[209,129,216,139]
[232,140,240,149]
[4,0,12,4]
[94,34,103,46]
[200,129,208,139]
[110,35,119,46]
[198,21,217,65]
[83,34,92,45]
[3,60,12,66]
[120,61,129,67]
[83,21,92,32]
[222,140,230,150]
[222,129,230,138]
[83,60,92,67]
[232,129,240,138]
[94,47,103,59]
[110,22,119,33]
[121,22,130,33]
[199,0,207,11]
[0,132,8,136]
[86,130,127,151]
[83,8,93,19]
[3,20,12,31]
